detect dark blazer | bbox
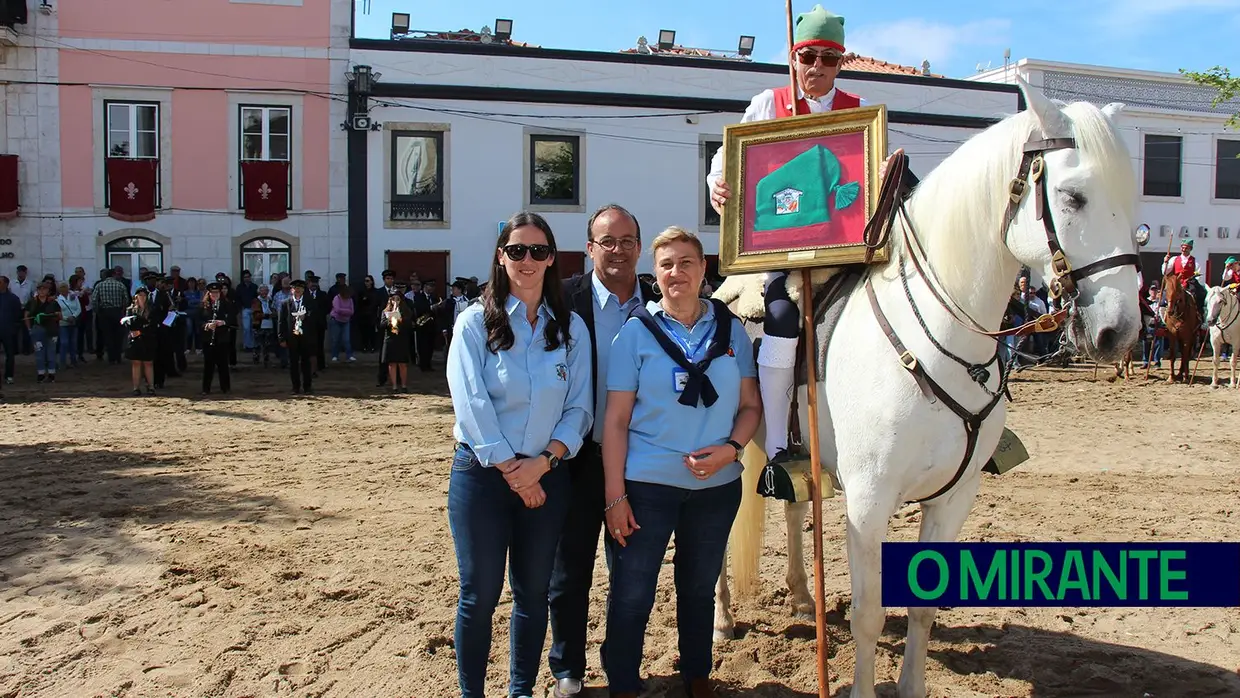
[562,270,658,453]
[202,299,235,348]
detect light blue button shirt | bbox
[448,295,593,467]
[607,299,756,490]
[590,271,642,443]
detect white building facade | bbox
[346,36,1024,285]
[973,58,1240,287]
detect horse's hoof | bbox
[713,626,734,643]
[792,603,815,622]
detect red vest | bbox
[1172,255,1196,287]
[772,86,861,118]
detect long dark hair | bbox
[483,211,571,353]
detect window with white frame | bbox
[1143,134,1182,198]
[105,101,161,206]
[239,105,292,208]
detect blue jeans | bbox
[602,477,742,694]
[58,325,78,366]
[448,444,572,698]
[329,318,352,359]
[30,326,57,374]
[240,308,253,349]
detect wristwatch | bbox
[540,450,561,469]
[725,440,744,462]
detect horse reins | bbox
[867,133,1140,505]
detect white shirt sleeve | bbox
[706,90,776,191]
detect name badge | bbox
[673,368,689,393]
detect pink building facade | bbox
[0,0,351,284]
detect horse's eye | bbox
[1063,190,1087,211]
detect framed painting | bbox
[718,104,889,275]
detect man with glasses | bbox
[547,204,657,698]
[706,4,865,477]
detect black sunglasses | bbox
[502,243,554,262]
[796,51,842,67]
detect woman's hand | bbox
[683,444,736,482]
[517,483,546,509]
[605,497,640,547]
[501,456,549,493]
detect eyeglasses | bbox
[590,237,639,252]
[796,51,842,67]
[502,243,554,262]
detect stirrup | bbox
[765,445,810,468]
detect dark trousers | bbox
[314,325,326,371]
[173,319,187,373]
[287,338,313,391]
[153,325,173,386]
[97,308,124,363]
[415,327,435,370]
[447,445,571,698]
[0,330,15,379]
[601,478,742,694]
[201,342,230,393]
[548,445,612,681]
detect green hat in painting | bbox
[793,5,846,53]
[753,144,859,233]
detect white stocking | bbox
[757,335,799,459]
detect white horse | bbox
[1206,285,1240,388]
[713,79,1142,698]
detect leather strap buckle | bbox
[1008,177,1028,204]
[1033,313,1060,333]
[899,350,918,371]
[1029,154,1045,183]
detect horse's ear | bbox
[1101,102,1126,122]
[1017,76,1071,138]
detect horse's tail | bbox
[729,438,768,597]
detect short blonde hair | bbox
[650,226,704,259]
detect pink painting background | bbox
[742,131,867,253]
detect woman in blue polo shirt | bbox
[445,210,592,698]
[600,226,761,698]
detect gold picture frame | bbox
[718,104,889,275]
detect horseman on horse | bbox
[706,4,918,476]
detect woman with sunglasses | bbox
[704,5,871,480]
[445,211,592,698]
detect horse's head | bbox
[1002,79,1142,363]
[1206,285,1233,326]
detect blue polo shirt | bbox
[606,299,756,490]
[590,271,642,443]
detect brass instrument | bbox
[415,312,434,328]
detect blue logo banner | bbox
[881,542,1240,607]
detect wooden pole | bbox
[786,4,829,697]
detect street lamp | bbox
[347,64,380,95]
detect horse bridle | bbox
[1001,137,1141,302]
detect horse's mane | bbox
[896,100,1135,311]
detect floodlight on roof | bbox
[391,12,410,36]
[737,35,755,56]
[657,29,675,50]
[494,18,513,42]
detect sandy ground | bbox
[1,351,1238,698]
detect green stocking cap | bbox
[753,144,859,233]
[793,5,846,53]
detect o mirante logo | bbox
[881,543,1240,607]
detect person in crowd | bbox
[307,276,330,375]
[24,282,61,383]
[445,211,592,698]
[69,273,91,363]
[357,275,378,353]
[13,264,33,354]
[200,282,234,395]
[278,278,317,395]
[234,270,258,353]
[0,275,21,385]
[547,204,656,698]
[92,268,130,365]
[380,284,412,392]
[121,286,157,395]
[251,284,276,367]
[600,227,761,698]
[184,277,203,354]
[329,285,356,363]
[55,281,81,369]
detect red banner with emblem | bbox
[241,160,290,221]
[106,158,158,222]
[0,154,18,219]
